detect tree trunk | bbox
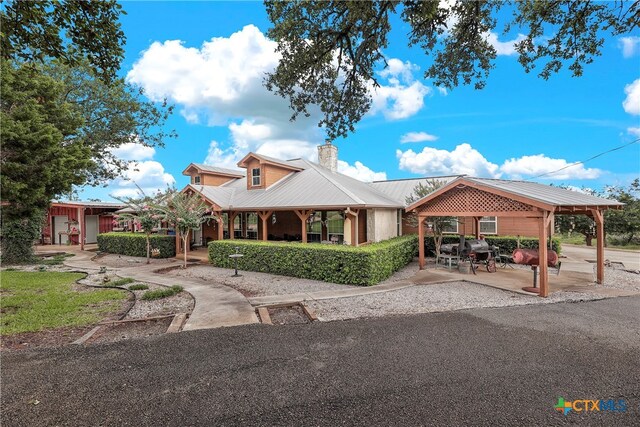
[182,234,188,268]
[585,234,593,246]
[146,234,150,264]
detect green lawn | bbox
[557,234,640,251]
[0,271,127,335]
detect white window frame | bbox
[193,175,201,184]
[479,216,497,235]
[441,217,459,234]
[251,168,261,186]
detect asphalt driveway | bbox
[2,297,640,426]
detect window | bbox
[441,217,459,234]
[326,211,344,244]
[479,216,497,235]
[397,210,402,236]
[246,213,258,239]
[193,175,201,184]
[233,214,243,238]
[251,168,261,186]
[306,211,322,242]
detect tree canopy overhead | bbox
[1,0,126,82]
[265,0,639,140]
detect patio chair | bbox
[494,247,514,269]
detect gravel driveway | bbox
[309,281,603,321]
[164,261,419,297]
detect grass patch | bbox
[141,285,183,301]
[0,271,127,335]
[128,284,149,291]
[38,253,74,266]
[104,277,136,287]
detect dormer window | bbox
[193,176,201,184]
[251,168,261,186]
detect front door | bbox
[192,226,203,247]
[85,215,99,244]
[53,216,68,244]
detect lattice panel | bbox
[419,185,534,213]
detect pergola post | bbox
[592,209,605,284]
[78,207,85,250]
[345,208,359,246]
[538,211,550,297]
[257,210,273,241]
[473,216,480,238]
[293,209,313,243]
[418,215,425,270]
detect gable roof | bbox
[52,200,125,209]
[237,152,304,172]
[182,163,245,178]
[187,158,403,210]
[369,176,462,206]
[405,177,624,212]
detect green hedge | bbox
[208,235,418,286]
[97,232,176,258]
[423,235,561,256]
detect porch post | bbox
[78,207,85,250]
[293,210,312,243]
[257,211,273,241]
[418,215,425,270]
[217,215,224,240]
[592,209,605,284]
[175,232,181,256]
[538,211,549,297]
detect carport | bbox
[406,178,623,297]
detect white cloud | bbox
[396,143,501,177]
[397,143,603,180]
[110,142,155,161]
[619,36,640,58]
[436,87,448,96]
[627,127,640,137]
[499,154,601,180]
[623,78,640,115]
[370,60,431,120]
[486,32,527,56]
[128,25,431,169]
[337,160,387,182]
[111,161,176,198]
[400,132,439,143]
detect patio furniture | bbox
[494,247,514,268]
[436,254,460,270]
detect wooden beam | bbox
[473,216,480,239]
[78,207,85,250]
[592,209,605,284]
[257,210,273,241]
[418,210,543,218]
[538,211,549,297]
[293,209,313,243]
[217,216,224,241]
[418,217,425,270]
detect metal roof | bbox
[187,158,403,210]
[369,176,461,206]
[52,200,125,209]
[185,163,245,177]
[467,178,624,207]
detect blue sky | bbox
[81,1,640,201]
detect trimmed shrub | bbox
[423,235,561,256]
[142,285,183,300]
[104,277,135,287]
[97,232,175,258]
[0,210,45,264]
[208,235,418,286]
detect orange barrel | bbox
[512,248,559,267]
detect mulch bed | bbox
[268,305,310,325]
[87,317,174,344]
[1,326,95,351]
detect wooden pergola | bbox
[406,178,623,297]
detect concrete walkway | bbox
[60,250,258,330]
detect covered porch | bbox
[406,178,623,297]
